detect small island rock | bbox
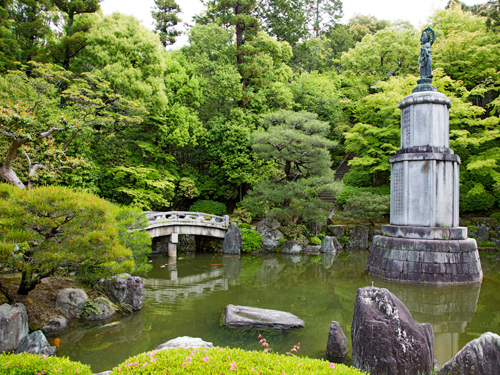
[0,303,29,353]
[56,288,88,319]
[157,336,214,350]
[224,304,304,330]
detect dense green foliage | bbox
[241,228,263,252]
[0,183,149,297]
[189,199,227,215]
[110,347,366,374]
[0,0,499,226]
[0,353,92,375]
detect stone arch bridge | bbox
[144,211,230,257]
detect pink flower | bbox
[143,363,148,367]
[230,361,237,371]
[330,362,335,369]
[186,356,192,363]
[203,356,210,362]
[150,358,156,363]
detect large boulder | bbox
[223,304,304,330]
[15,330,56,356]
[330,225,346,239]
[326,321,348,363]
[157,336,214,350]
[346,225,370,250]
[79,297,116,321]
[281,240,303,254]
[436,332,500,375]
[223,223,242,254]
[351,287,434,375]
[56,288,88,319]
[320,236,341,254]
[42,317,68,333]
[256,218,284,251]
[0,303,29,353]
[96,273,144,311]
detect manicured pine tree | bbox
[151,0,182,47]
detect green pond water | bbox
[52,251,500,373]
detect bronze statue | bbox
[418,28,435,79]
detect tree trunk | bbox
[0,164,26,189]
[17,271,37,295]
[0,279,18,303]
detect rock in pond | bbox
[436,332,500,375]
[157,336,214,350]
[281,240,303,254]
[80,297,116,321]
[15,330,56,356]
[320,236,341,254]
[96,273,144,311]
[223,304,304,330]
[223,223,242,254]
[326,321,348,363]
[42,317,68,333]
[56,288,88,319]
[0,303,29,353]
[256,218,284,251]
[351,287,434,375]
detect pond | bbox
[52,251,500,373]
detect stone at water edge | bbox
[42,317,68,333]
[15,330,56,356]
[80,297,116,321]
[436,332,500,375]
[96,273,144,311]
[0,303,29,353]
[281,240,303,254]
[156,336,214,350]
[320,236,341,254]
[326,321,348,363]
[224,304,305,330]
[56,288,88,319]
[256,218,284,251]
[351,287,434,375]
[223,222,242,254]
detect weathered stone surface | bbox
[223,304,304,330]
[436,332,500,375]
[42,317,68,333]
[80,297,116,321]
[346,225,370,250]
[0,303,29,353]
[281,240,303,254]
[382,225,468,240]
[157,336,214,350]
[367,235,483,284]
[223,223,242,254]
[15,330,56,356]
[330,225,345,238]
[476,225,489,242]
[351,287,434,375]
[94,372,113,375]
[56,288,88,319]
[320,236,340,253]
[256,218,283,251]
[326,321,348,363]
[96,273,144,311]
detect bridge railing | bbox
[143,211,230,229]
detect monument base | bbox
[412,78,437,93]
[367,233,483,284]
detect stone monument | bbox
[366,28,483,284]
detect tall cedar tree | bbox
[152,0,182,47]
[0,0,20,70]
[307,0,342,37]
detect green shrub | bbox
[342,166,372,187]
[241,229,263,253]
[490,212,500,221]
[318,233,326,241]
[460,183,495,212]
[336,185,390,206]
[0,353,92,375]
[238,223,252,230]
[477,240,498,248]
[340,235,349,244]
[111,347,366,374]
[231,207,253,224]
[310,236,322,245]
[335,191,390,222]
[189,200,227,215]
[278,237,287,246]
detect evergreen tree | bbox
[0,0,20,70]
[306,0,342,37]
[151,0,182,47]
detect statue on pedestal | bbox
[413,27,436,93]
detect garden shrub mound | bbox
[111,347,366,374]
[0,353,93,375]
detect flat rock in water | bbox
[223,304,304,330]
[156,336,214,350]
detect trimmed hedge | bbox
[0,353,92,375]
[189,200,227,216]
[111,347,367,374]
[241,228,263,253]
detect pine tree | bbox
[151,0,181,47]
